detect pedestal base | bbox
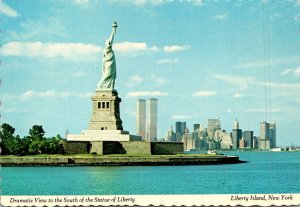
[89,89,123,130]
[66,130,142,142]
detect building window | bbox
[98,102,101,109]
[102,102,105,109]
[106,102,109,109]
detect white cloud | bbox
[0,41,101,61]
[212,14,228,20]
[127,91,169,97]
[281,68,294,76]
[281,66,300,77]
[171,115,192,120]
[258,82,300,89]
[150,74,166,87]
[226,109,233,113]
[1,41,189,59]
[246,108,282,113]
[215,74,300,92]
[0,0,19,17]
[233,93,244,98]
[238,56,300,69]
[20,90,92,101]
[114,41,158,54]
[157,58,179,64]
[215,74,255,89]
[126,75,143,87]
[294,67,300,77]
[192,90,217,97]
[8,17,69,41]
[163,45,191,53]
[297,0,300,5]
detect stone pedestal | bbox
[88,89,123,130]
[67,130,142,142]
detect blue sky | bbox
[1,0,300,146]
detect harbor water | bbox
[1,151,299,195]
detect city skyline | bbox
[1,0,300,146]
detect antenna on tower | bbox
[262,2,272,122]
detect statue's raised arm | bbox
[108,21,117,45]
[97,21,118,90]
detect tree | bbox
[27,125,46,154]
[1,123,15,138]
[28,140,46,154]
[1,123,16,154]
[45,134,64,154]
[1,123,65,155]
[29,125,45,141]
[18,136,30,155]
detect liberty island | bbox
[63,21,187,158]
[0,21,243,165]
[61,21,240,163]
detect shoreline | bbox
[0,155,245,166]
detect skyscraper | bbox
[193,124,200,132]
[136,99,146,140]
[208,118,221,138]
[243,131,254,148]
[269,122,276,148]
[259,121,276,150]
[165,126,175,142]
[147,98,157,141]
[175,122,186,142]
[232,119,242,149]
[259,121,270,150]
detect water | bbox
[1,152,299,195]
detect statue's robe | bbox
[97,42,116,89]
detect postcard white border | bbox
[1,194,300,206]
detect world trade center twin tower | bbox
[136,98,157,141]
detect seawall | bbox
[0,155,245,166]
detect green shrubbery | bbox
[0,123,64,155]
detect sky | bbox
[1,0,300,146]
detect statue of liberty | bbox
[97,21,117,90]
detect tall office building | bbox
[259,121,270,150]
[243,131,254,148]
[193,124,200,132]
[232,119,242,149]
[147,98,157,141]
[175,122,186,142]
[165,126,175,142]
[136,99,146,140]
[269,122,276,148]
[183,130,197,151]
[259,121,276,150]
[207,118,221,138]
[217,130,231,149]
